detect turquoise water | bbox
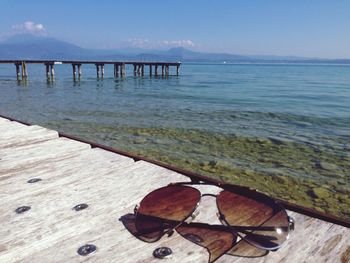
[0,63,349,217]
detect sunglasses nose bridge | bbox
[216,212,227,225]
[185,205,200,223]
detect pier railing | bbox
[0,60,181,80]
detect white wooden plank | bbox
[0,137,91,175]
[0,148,135,203]
[0,117,10,123]
[0,125,55,139]
[0,120,28,131]
[0,125,58,149]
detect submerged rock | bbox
[243,169,256,176]
[133,138,148,144]
[208,160,218,167]
[256,138,271,145]
[315,161,338,171]
[308,187,332,199]
[336,186,350,195]
[268,136,286,145]
[272,175,290,185]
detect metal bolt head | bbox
[153,247,172,259]
[73,203,89,211]
[27,178,42,183]
[77,244,96,256]
[15,206,31,214]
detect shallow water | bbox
[0,62,349,218]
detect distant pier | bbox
[0,60,181,81]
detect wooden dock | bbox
[0,60,181,80]
[0,116,349,263]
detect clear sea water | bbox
[0,63,349,218]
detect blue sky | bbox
[1,0,350,58]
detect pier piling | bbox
[50,64,54,80]
[44,63,54,81]
[121,63,126,77]
[72,64,77,79]
[137,65,141,76]
[101,64,104,78]
[95,64,100,78]
[114,64,119,77]
[15,63,20,80]
[21,62,27,79]
[78,64,82,78]
[21,62,24,79]
[45,64,50,79]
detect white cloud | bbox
[12,21,46,35]
[161,40,195,47]
[125,38,196,49]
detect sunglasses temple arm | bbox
[163,206,201,237]
[217,212,295,232]
[167,210,202,237]
[169,181,212,187]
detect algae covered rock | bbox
[315,161,338,171]
[256,138,271,145]
[243,169,256,177]
[308,187,332,199]
[272,175,290,185]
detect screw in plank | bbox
[153,247,172,259]
[15,206,31,214]
[27,178,42,183]
[77,244,96,256]
[72,203,89,211]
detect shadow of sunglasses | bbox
[120,213,269,263]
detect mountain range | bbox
[0,34,349,64]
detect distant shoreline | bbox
[183,61,350,66]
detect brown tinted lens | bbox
[227,239,269,258]
[217,190,289,250]
[176,223,237,263]
[138,185,201,222]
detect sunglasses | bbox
[131,181,294,262]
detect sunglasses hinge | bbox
[288,216,295,231]
[134,204,139,214]
[167,230,174,237]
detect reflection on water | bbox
[0,63,349,219]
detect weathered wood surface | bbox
[0,117,349,263]
[0,124,58,149]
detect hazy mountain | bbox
[247,55,309,61]
[0,34,89,59]
[164,47,250,62]
[0,34,349,63]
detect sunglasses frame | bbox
[134,179,295,251]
